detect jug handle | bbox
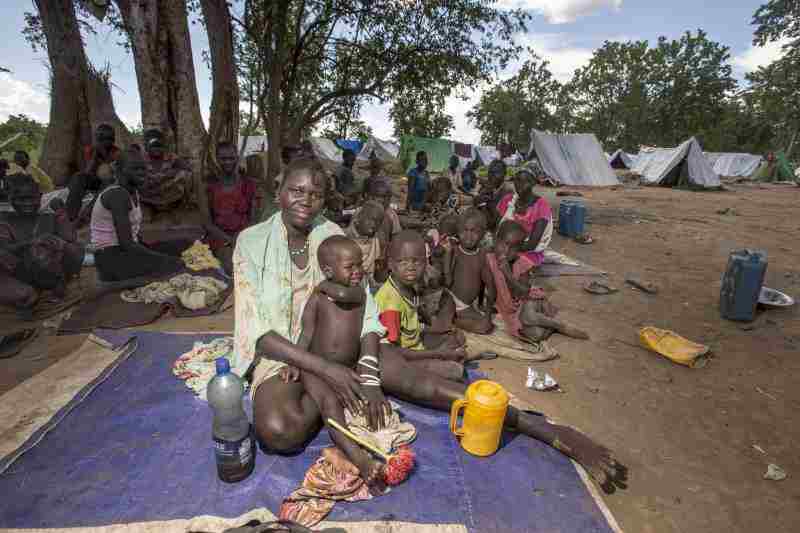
[449,399,467,437]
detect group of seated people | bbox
[234,156,626,495]
[0,124,259,316]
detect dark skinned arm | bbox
[317,280,366,304]
[499,259,530,299]
[441,240,455,288]
[255,319,366,414]
[359,332,390,429]
[103,188,173,259]
[520,218,548,253]
[480,251,496,314]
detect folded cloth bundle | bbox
[182,240,222,271]
[280,405,416,528]
[121,273,228,310]
[173,336,235,399]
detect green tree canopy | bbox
[0,114,48,157]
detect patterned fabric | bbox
[173,337,235,400]
[181,240,222,271]
[497,193,553,271]
[90,186,142,251]
[120,273,228,310]
[139,156,192,208]
[280,405,417,528]
[7,163,54,193]
[232,211,385,378]
[375,277,423,350]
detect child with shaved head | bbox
[280,234,391,490]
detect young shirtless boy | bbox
[439,208,494,334]
[279,235,390,490]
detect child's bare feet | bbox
[549,425,628,494]
[321,447,358,476]
[352,454,387,495]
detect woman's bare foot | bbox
[549,425,628,494]
[321,447,358,476]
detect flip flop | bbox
[625,277,659,294]
[0,328,39,359]
[574,234,594,244]
[583,281,619,295]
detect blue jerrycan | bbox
[558,200,586,237]
[720,249,767,322]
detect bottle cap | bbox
[215,358,230,375]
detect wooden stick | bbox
[326,418,390,461]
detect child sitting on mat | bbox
[278,235,391,491]
[375,230,473,361]
[437,208,494,334]
[486,221,587,342]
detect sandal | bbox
[625,277,659,294]
[575,233,594,244]
[0,328,39,359]
[583,281,619,295]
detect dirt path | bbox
[3,183,798,532]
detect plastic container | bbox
[450,380,509,457]
[720,249,768,322]
[207,358,255,483]
[558,200,586,237]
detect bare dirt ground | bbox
[3,182,799,532]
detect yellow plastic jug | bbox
[449,380,509,457]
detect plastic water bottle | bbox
[207,358,255,483]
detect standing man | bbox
[406,151,430,212]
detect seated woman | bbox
[139,129,193,215]
[0,175,83,315]
[496,169,552,280]
[236,163,626,494]
[204,141,257,274]
[90,148,185,284]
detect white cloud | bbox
[512,33,594,83]
[733,38,790,73]
[359,32,594,144]
[0,73,50,123]
[497,0,623,24]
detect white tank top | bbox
[90,185,142,250]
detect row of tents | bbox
[239,131,796,190]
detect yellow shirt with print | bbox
[374,278,424,350]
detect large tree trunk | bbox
[36,0,131,185]
[200,0,239,150]
[115,0,208,207]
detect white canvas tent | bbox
[704,152,762,177]
[357,136,399,161]
[237,135,268,157]
[476,146,499,166]
[309,137,343,162]
[528,130,619,186]
[608,149,637,169]
[632,137,720,188]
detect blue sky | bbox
[0,0,786,145]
